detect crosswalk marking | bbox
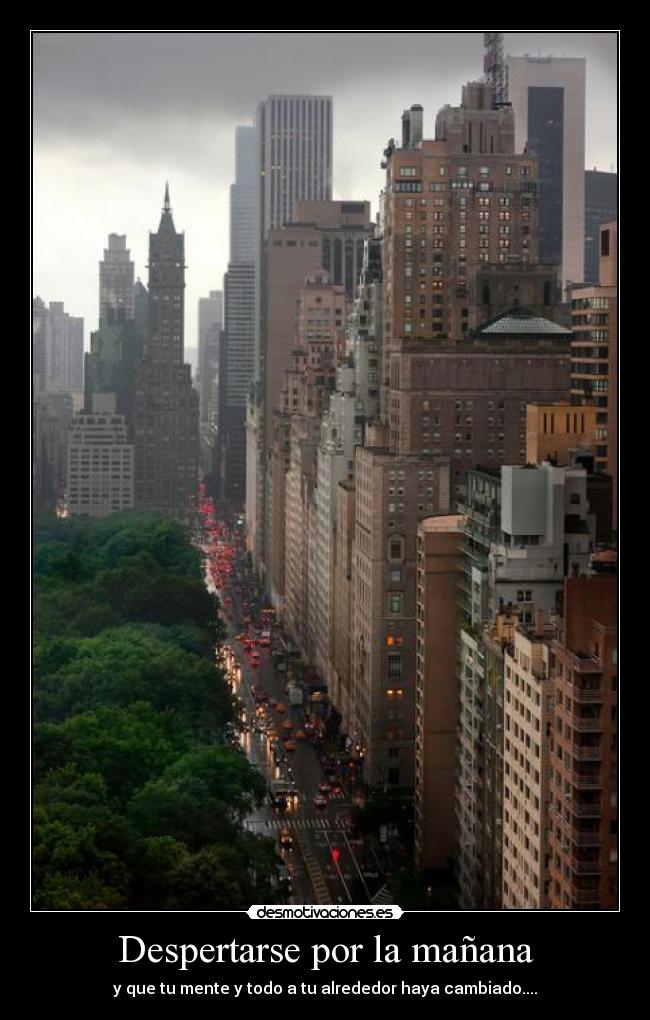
[244,817,348,832]
[266,817,346,831]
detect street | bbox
[199,497,384,905]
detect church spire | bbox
[163,181,171,212]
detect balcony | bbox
[563,648,602,674]
[573,745,602,761]
[571,856,603,875]
[573,717,603,732]
[572,802,603,818]
[572,832,602,847]
[573,687,604,703]
[573,775,602,790]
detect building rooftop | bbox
[477,307,572,336]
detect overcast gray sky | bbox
[33,30,618,348]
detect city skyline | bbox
[33,31,617,347]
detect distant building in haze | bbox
[67,393,134,517]
[507,55,586,294]
[584,171,617,285]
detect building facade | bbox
[414,514,464,871]
[584,171,617,285]
[99,234,135,322]
[33,298,84,395]
[546,573,618,909]
[507,55,586,293]
[247,200,373,572]
[66,393,134,517]
[351,437,450,789]
[570,221,617,520]
[133,186,199,519]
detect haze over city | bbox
[33,30,617,345]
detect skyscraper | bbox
[133,185,199,519]
[230,125,258,262]
[507,55,586,293]
[246,95,334,567]
[32,298,84,395]
[220,126,259,507]
[584,170,617,284]
[99,234,135,323]
[197,289,223,425]
[84,234,143,429]
[256,95,333,237]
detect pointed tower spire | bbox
[164,181,171,212]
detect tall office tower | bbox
[414,514,464,872]
[220,127,258,507]
[35,300,84,395]
[247,199,373,571]
[66,393,134,517]
[85,235,144,430]
[507,54,586,293]
[99,234,135,323]
[197,289,223,426]
[133,186,199,519]
[248,96,333,566]
[570,221,617,528]
[231,125,259,262]
[222,265,255,505]
[546,572,618,909]
[584,171,617,284]
[455,462,595,908]
[256,95,333,237]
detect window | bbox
[388,593,403,615]
[387,655,403,679]
[400,166,417,177]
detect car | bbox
[318,781,333,794]
[313,793,328,809]
[279,829,293,851]
[277,865,291,887]
[284,740,297,753]
[329,780,343,795]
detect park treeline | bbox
[33,512,279,909]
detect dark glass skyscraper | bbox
[584,170,617,284]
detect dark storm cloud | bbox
[33,32,477,128]
[34,30,617,142]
